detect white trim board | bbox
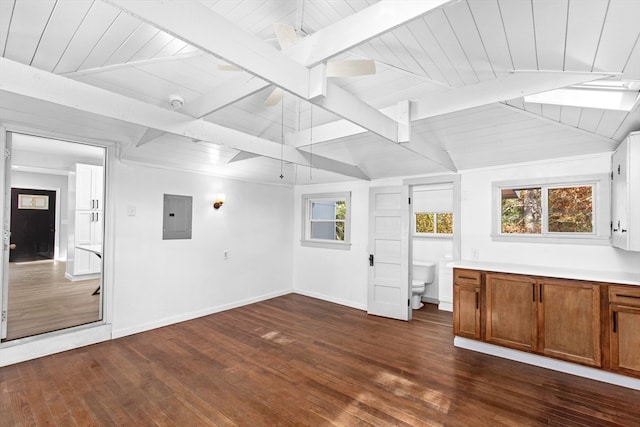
[454,337,640,391]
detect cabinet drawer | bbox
[610,286,640,308]
[454,269,482,285]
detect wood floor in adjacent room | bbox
[5,260,100,341]
[1,294,639,426]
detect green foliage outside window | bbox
[335,201,346,240]
[416,212,453,234]
[501,188,542,234]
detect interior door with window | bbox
[367,186,410,320]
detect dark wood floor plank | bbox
[2,294,640,427]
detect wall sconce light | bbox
[213,193,225,209]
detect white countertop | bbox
[451,260,640,286]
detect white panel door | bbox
[367,186,410,320]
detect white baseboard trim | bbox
[64,272,100,282]
[293,289,367,311]
[0,323,111,367]
[438,301,453,312]
[454,337,640,391]
[111,288,292,339]
[422,296,439,305]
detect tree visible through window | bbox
[501,186,593,234]
[302,192,351,249]
[416,212,453,234]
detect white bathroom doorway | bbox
[406,175,461,313]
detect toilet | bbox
[411,261,435,309]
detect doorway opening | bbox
[1,132,105,341]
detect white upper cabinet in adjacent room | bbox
[611,132,639,252]
[75,163,103,211]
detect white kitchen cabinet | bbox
[75,164,103,211]
[66,163,104,279]
[611,132,640,252]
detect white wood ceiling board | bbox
[73,12,141,71]
[443,1,495,81]
[498,0,538,70]
[234,1,296,39]
[621,38,640,79]
[134,60,221,95]
[127,31,175,63]
[613,105,640,140]
[466,0,514,72]
[559,105,582,128]
[593,0,640,72]
[594,110,630,138]
[0,0,15,55]
[524,102,543,116]
[532,0,568,71]
[102,23,159,67]
[53,1,121,74]
[541,104,562,123]
[373,31,430,78]
[153,38,189,59]
[406,18,462,87]
[424,9,478,85]
[74,67,201,107]
[577,108,606,133]
[2,0,56,65]
[505,98,526,110]
[564,0,609,71]
[389,24,448,84]
[30,0,94,72]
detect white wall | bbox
[293,154,640,311]
[293,180,371,309]
[110,162,294,337]
[460,154,640,274]
[10,170,69,260]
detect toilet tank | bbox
[413,261,435,283]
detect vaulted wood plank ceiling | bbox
[1,0,639,185]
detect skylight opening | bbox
[524,80,640,111]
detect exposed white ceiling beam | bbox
[286,0,451,66]
[293,71,615,146]
[106,0,452,168]
[0,58,369,180]
[105,0,313,99]
[411,71,616,121]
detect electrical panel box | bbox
[163,194,192,240]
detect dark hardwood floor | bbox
[1,294,639,426]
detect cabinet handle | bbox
[613,311,617,333]
[459,275,477,280]
[96,200,99,210]
[621,229,627,233]
[532,283,535,302]
[539,284,543,303]
[96,212,99,222]
[475,291,479,309]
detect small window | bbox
[415,212,453,235]
[301,192,351,249]
[493,175,609,245]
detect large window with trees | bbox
[301,192,351,249]
[493,175,610,244]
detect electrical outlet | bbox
[472,248,479,260]
[224,250,229,260]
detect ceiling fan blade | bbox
[264,88,284,106]
[273,23,298,49]
[326,59,376,77]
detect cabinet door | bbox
[610,305,640,377]
[75,164,94,210]
[485,273,537,352]
[611,142,628,250]
[454,284,480,339]
[538,280,601,367]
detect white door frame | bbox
[1,129,9,339]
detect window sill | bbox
[491,234,611,246]
[412,234,453,240]
[300,240,352,250]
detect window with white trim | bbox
[492,175,610,244]
[415,212,453,235]
[301,192,351,249]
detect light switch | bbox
[127,205,136,216]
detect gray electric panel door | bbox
[163,194,192,240]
